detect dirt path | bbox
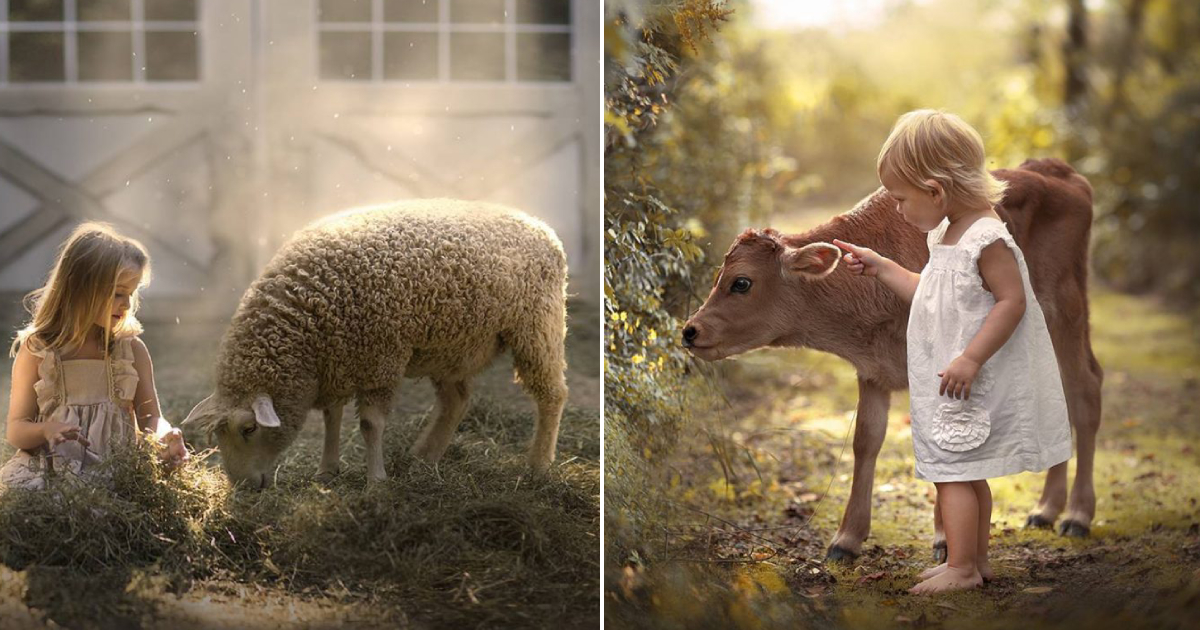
[606,206,1200,628]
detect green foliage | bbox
[603,0,734,561]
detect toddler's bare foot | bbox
[909,565,983,594]
[917,561,993,582]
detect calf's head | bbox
[683,229,841,361]
[181,393,300,489]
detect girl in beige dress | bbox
[2,222,187,490]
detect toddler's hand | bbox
[939,355,981,399]
[42,420,89,448]
[158,428,189,471]
[832,239,885,277]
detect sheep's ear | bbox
[781,242,841,279]
[181,393,224,436]
[251,394,281,428]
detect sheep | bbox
[181,199,568,488]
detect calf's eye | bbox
[731,277,752,293]
[243,424,257,439]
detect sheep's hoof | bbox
[1025,514,1055,530]
[315,470,340,486]
[824,545,859,564]
[1058,520,1090,538]
[932,540,947,564]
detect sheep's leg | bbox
[357,402,389,482]
[507,307,567,472]
[317,405,344,482]
[826,377,890,562]
[411,379,471,463]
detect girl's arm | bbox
[938,241,1027,399]
[131,338,188,464]
[832,239,922,303]
[6,345,87,449]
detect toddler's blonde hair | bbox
[877,109,1007,209]
[11,222,151,358]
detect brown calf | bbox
[683,159,1102,561]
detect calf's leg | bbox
[1060,346,1103,537]
[411,379,471,463]
[826,377,890,562]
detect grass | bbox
[0,300,600,629]
[605,283,1200,629]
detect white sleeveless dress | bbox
[907,217,1073,482]
[0,338,140,490]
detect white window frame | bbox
[315,0,573,85]
[0,0,202,85]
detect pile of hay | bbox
[0,402,600,627]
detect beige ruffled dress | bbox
[0,337,140,490]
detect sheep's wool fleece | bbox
[217,199,567,409]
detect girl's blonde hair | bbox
[877,109,1008,209]
[11,222,151,358]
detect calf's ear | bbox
[781,243,841,279]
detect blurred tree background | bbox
[605,0,1199,569]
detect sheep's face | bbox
[182,393,293,490]
[211,410,291,489]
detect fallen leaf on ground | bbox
[855,571,887,586]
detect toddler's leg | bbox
[918,480,996,582]
[910,482,984,594]
[972,480,994,580]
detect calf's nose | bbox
[682,325,698,346]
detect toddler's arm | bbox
[6,345,88,450]
[832,239,921,303]
[131,338,189,467]
[939,241,1027,399]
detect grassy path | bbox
[608,225,1200,628]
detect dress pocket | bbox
[931,398,991,452]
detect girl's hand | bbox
[158,428,189,471]
[832,239,886,277]
[42,420,89,448]
[939,355,981,399]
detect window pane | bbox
[10,32,64,81]
[517,32,569,81]
[384,0,436,22]
[384,32,437,80]
[79,31,133,81]
[145,0,196,21]
[450,0,503,25]
[145,31,198,80]
[9,0,63,21]
[516,0,569,25]
[450,33,503,80]
[318,0,370,22]
[78,0,130,21]
[319,32,371,80]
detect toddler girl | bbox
[2,222,188,489]
[834,110,1073,594]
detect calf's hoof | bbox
[824,545,859,564]
[1058,520,1090,538]
[1025,514,1055,530]
[932,540,947,564]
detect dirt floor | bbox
[605,207,1200,629]
[0,299,601,629]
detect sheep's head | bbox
[181,393,296,489]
